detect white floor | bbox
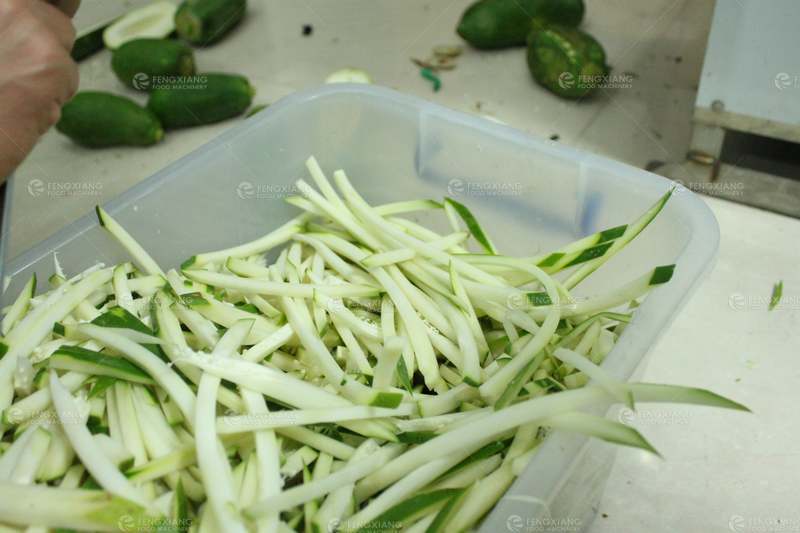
[8,0,714,258]
[8,1,800,532]
[591,197,800,533]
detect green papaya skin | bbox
[534,0,585,27]
[112,39,196,91]
[457,0,584,49]
[146,73,255,128]
[175,0,247,46]
[526,25,610,99]
[71,26,107,61]
[56,92,164,148]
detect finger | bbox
[38,53,81,106]
[53,59,80,105]
[63,60,80,102]
[17,40,80,107]
[30,1,77,50]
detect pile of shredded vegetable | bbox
[0,157,747,532]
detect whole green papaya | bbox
[457,0,584,49]
[527,24,609,99]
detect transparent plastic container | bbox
[0,84,719,531]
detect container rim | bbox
[2,83,720,287]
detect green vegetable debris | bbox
[769,281,783,311]
[420,68,442,92]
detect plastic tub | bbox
[0,84,719,531]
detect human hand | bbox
[0,0,80,180]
